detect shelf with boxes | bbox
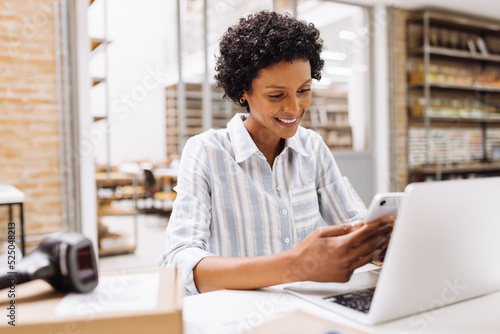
[166,83,353,154]
[165,83,240,156]
[406,10,500,182]
[95,168,140,257]
[301,88,353,150]
[408,125,500,181]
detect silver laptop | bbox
[285,177,500,325]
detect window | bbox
[297,0,370,151]
[166,0,370,157]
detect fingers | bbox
[337,221,393,272]
[317,221,364,238]
[305,219,394,282]
[367,215,396,226]
[348,217,394,246]
[351,247,385,270]
[372,248,388,266]
[316,216,393,239]
[350,228,391,258]
[344,234,390,271]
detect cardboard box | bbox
[0,267,183,334]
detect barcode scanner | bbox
[0,233,98,293]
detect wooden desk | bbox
[95,172,135,188]
[0,185,25,256]
[154,167,179,178]
[95,171,139,256]
[154,167,178,192]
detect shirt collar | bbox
[227,113,260,163]
[227,113,310,163]
[286,129,310,158]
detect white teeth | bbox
[277,117,298,124]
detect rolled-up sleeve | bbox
[159,137,214,295]
[318,176,366,224]
[314,134,366,225]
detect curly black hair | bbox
[214,10,324,111]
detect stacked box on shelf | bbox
[466,130,484,161]
[409,128,486,167]
[429,130,447,164]
[487,128,500,159]
[408,128,426,168]
[447,131,467,162]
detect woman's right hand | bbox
[284,217,394,284]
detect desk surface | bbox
[0,184,25,203]
[95,172,136,181]
[183,283,500,334]
[154,167,178,178]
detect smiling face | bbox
[242,59,312,156]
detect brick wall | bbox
[0,0,63,246]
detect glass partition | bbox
[166,0,370,158]
[296,0,370,151]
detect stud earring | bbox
[239,98,246,104]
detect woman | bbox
[160,11,393,295]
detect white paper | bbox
[54,273,160,317]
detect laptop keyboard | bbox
[322,287,375,314]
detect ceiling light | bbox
[325,66,352,76]
[339,30,356,40]
[316,78,332,87]
[322,51,347,61]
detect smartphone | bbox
[363,192,406,224]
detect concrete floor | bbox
[98,213,168,273]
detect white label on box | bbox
[54,273,160,316]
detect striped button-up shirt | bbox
[160,113,366,294]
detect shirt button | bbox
[276,186,281,191]
[284,238,290,244]
[282,209,288,215]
